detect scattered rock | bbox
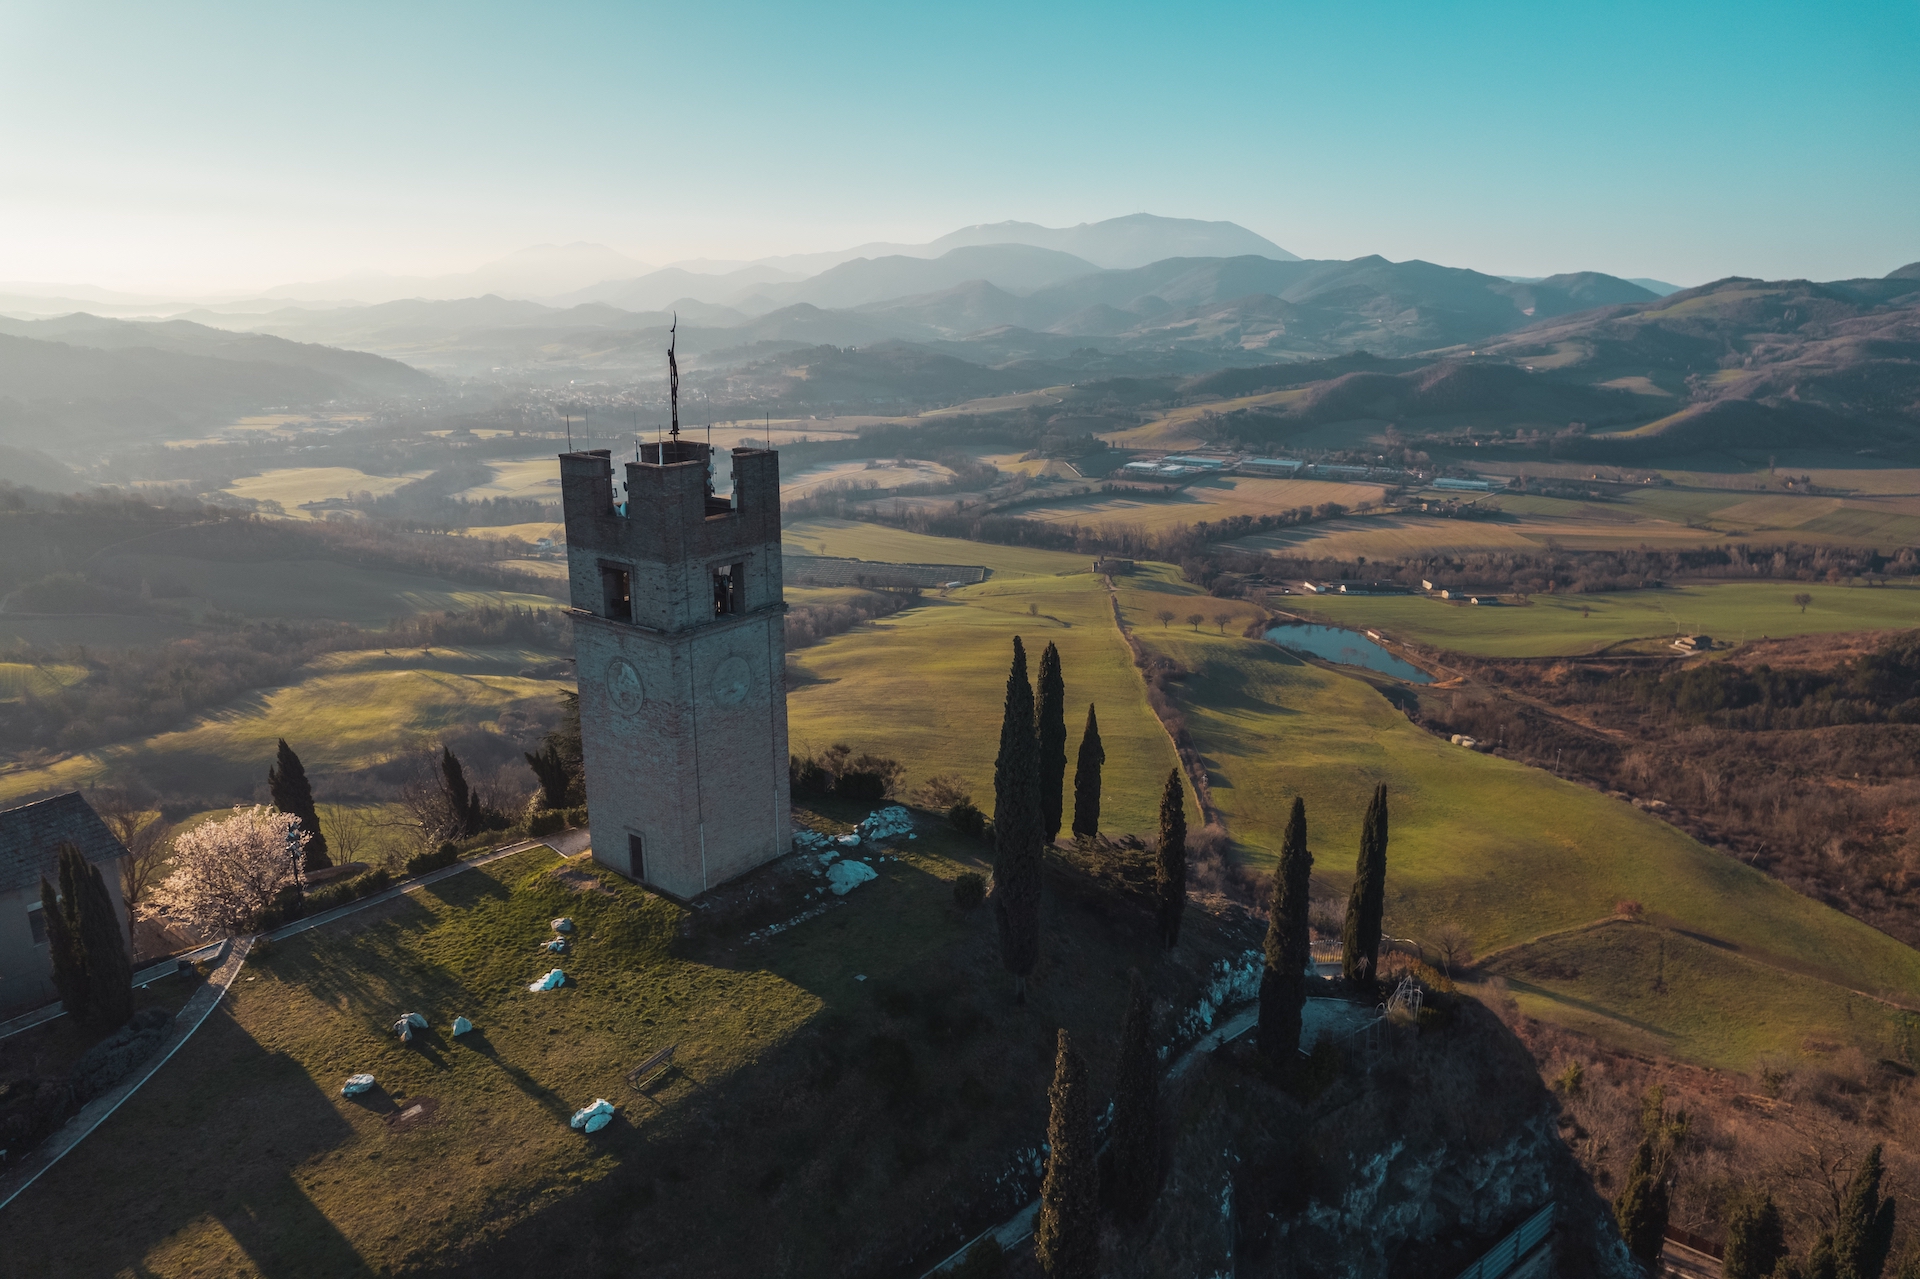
[405,1012,428,1029]
[827,860,878,896]
[451,1017,474,1036]
[341,1073,376,1096]
[393,1018,415,1042]
[528,968,566,992]
[859,806,915,841]
[546,937,569,954]
[551,917,574,934]
[835,833,862,848]
[570,1098,615,1133]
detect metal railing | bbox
[1456,1203,1555,1279]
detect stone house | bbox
[0,793,133,1017]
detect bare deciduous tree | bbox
[1212,612,1232,634]
[1428,920,1474,978]
[151,806,306,936]
[91,789,173,916]
[319,803,373,869]
[1186,612,1204,631]
[1155,609,1175,629]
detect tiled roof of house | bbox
[0,793,128,896]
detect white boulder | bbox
[528,968,566,992]
[571,1098,615,1131]
[546,938,569,954]
[826,859,878,896]
[341,1073,375,1096]
[551,917,574,933]
[451,1016,474,1036]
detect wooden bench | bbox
[626,1043,677,1091]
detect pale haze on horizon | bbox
[0,0,1913,297]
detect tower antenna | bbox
[668,312,680,440]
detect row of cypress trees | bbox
[1007,635,1398,1274]
[40,842,133,1030]
[990,634,1192,1277]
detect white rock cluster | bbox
[571,1098,615,1133]
[858,806,916,841]
[393,1011,428,1042]
[528,968,566,992]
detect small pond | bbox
[1265,624,1431,683]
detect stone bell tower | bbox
[558,426,790,898]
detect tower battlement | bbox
[558,442,790,898]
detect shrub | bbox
[69,1007,173,1103]
[1615,899,1644,920]
[836,771,887,804]
[952,872,986,910]
[951,1237,1005,1279]
[405,841,463,877]
[302,867,393,915]
[527,809,567,838]
[949,801,986,839]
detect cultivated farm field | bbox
[1009,474,1385,533]
[1286,581,1920,658]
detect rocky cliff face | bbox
[1102,996,1636,1279]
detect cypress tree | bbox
[1107,968,1160,1220]
[1037,641,1068,843]
[1154,769,1187,949]
[76,847,131,1028]
[1832,1145,1896,1279]
[1070,703,1104,839]
[1257,797,1312,1063]
[1614,1136,1670,1266]
[40,847,89,1020]
[1034,1029,1098,1279]
[992,637,1043,1002]
[1724,1190,1787,1279]
[1342,783,1388,985]
[268,739,331,869]
[441,746,481,838]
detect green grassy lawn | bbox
[1489,921,1920,1071]
[787,568,1189,835]
[1287,581,1920,658]
[0,659,87,700]
[105,552,560,623]
[2,829,1254,1277]
[1106,570,1920,1069]
[0,646,567,805]
[785,516,1092,577]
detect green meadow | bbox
[0,647,566,805]
[785,524,1188,835]
[1288,580,1920,657]
[787,522,1920,1069]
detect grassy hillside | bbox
[786,527,1188,834]
[1285,581,1920,657]
[1110,575,1920,1067]
[0,646,565,805]
[781,526,1920,1069]
[1,829,1254,1277]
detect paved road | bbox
[0,831,590,1215]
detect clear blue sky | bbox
[0,0,1913,293]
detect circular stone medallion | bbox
[606,657,645,714]
[711,655,752,706]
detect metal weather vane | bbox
[668,312,680,440]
